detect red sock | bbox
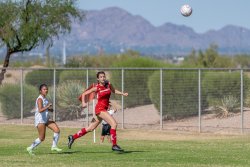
[73,128,87,139]
[110,129,117,146]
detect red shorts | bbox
[95,104,108,115]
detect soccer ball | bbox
[180,4,192,17]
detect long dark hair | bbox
[104,80,109,88]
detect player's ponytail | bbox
[104,80,109,88]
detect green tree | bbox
[0,0,83,84]
[203,44,219,67]
[213,56,234,68]
[183,49,197,66]
[183,44,234,68]
[234,54,250,68]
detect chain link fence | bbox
[1,68,250,133]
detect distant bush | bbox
[58,70,96,84]
[148,70,199,119]
[215,95,240,118]
[56,81,83,121]
[201,71,247,107]
[0,84,37,119]
[65,51,142,68]
[111,57,171,108]
[25,70,58,87]
[5,73,12,78]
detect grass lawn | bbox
[1,124,250,167]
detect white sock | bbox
[52,132,60,148]
[30,138,42,149]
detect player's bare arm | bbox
[81,87,97,108]
[37,98,52,113]
[110,84,128,96]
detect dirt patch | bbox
[114,104,160,125]
[1,104,250,134]
[2,65,46,84]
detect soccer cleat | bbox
[26,147,35,156]
[112,145,124,152]
[51,146,62,152]
[68,135,74,149]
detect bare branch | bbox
[24,0,32,23]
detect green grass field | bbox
[1,125,250,167]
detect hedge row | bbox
[148,70,249,119]
[111,57,169,108]
[0,84,37,119]
[148,70,199,119]
[25,69,97,87]
[3,68,249,120]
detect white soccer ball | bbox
[180,4,192,17]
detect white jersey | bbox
[34,95,50,127]
[102,110,114,125]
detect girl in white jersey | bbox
[26,84,62,155]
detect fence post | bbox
[86,69,89,126]
[93,98,96,143]
[198,69,201,133]
[160,69,163,130]
[241,69,244,134]
[122,69,124,129]
[20,68,23,124]
[53,68,56,121]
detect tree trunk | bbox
[0,48,12,85]
[46,45,50,67]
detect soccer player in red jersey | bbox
[68,71,128,151]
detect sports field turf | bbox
[1,125,250,167]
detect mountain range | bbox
[11,7,250,57]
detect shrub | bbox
[244,80,250,107]
[201,71,248,108]
[56,81,83,121]
[25,69,59,87]
[58,70,96,84]
[5,73,12,78]
[0,84,37,119]
[215,95,239,118]
[111,57,171,108]
[148,70,199,119]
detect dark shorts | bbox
[101,124,111,136]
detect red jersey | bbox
[95,82,111,114]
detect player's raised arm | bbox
[110,84,128,96]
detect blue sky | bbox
[78,0,249,33]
